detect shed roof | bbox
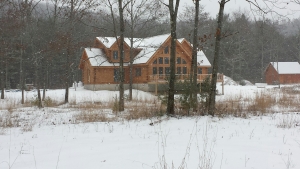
[270,62,300,74]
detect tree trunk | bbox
[207,0,226,116]
[166,0,180,115]
[118,0,125,111]
[128,0,134,101]
[20,41,24,104]
[191,0,200,111]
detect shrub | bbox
[73,110,109,123]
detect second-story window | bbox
[158,57,163,64]
[113,51,118,60]
[177,57,181,64]
[164,57,169,64]
[164,46,169,54]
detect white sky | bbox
[180,0,300,20]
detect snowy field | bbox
[0,81,300,169]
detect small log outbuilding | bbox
[79,34,224,92]
[265,62,300,85]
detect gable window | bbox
[182,59,187,64]
[177,57,181,64]
[153,67,157,74]
[135,68,141,77]
[158,57,163,64]
[159,67,163,74]
[177,67,181,74]
[198,68,202,74]
[164,46,169,54]
[113,51,118,60]
[153,59,157,64]
[164,57,169,64]
[114,69,120,82]
[165,67,170,74]
[183,67,187,74]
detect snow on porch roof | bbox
[197,50,211,67]
[270,62,300,74]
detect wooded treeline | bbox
[1,0,300,91]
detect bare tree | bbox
[161,0,180,115]
[207,0,228,116]
[190,0,200,111]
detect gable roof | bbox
[84,48,128,67]
[270,62,300,74]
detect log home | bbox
[79,34,223,92]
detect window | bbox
[153,67,157,74]
[198,68,202,74]
[158,57,163,64]
[159,67,163,74]
[183,67,187,74]
[177,67,181,74]
[114,69,120,82]
[165,67,170,74]
[164,57,169,64]
[153,59,157,64]
[182,59,187,64]
[135,68,141,77]
[177,57,181,64]
[113,51,118,60]
[164,46,169,54]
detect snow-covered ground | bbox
[0,83,300,169]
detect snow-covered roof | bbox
[270,62,300,74]
[133,47,157,64]
[85,48,128,67]
[177,38,185,43]
[197,50,211,67]
[92,34,210,67]
[96,37,117,48]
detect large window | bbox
[114,69,119,82]
[164,57,169,64]
[158,57,163,64]
[165,67,170,74]
[135,68,141,77]
[113,51,118,60]
[153,67,157,74]
[183,67,187,74]
[159,67,163,74]
[177,57,181,64]
[164,46,169,54]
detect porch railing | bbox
[148,73,223,83]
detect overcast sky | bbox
[180,0,300,20]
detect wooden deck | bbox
[148,74,224,83]
[148,74,224,95]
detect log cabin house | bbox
[265,62,300,85]
[79,34,224,92]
